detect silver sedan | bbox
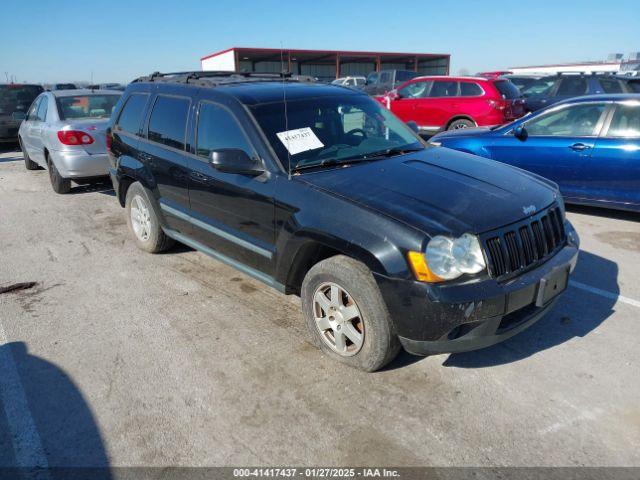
[18,89,122,193]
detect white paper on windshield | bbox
[276,127,324,155]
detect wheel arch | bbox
[445,115,477,130]
[279,233,395,296]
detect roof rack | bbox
[553,71,617,76]
[133,70,296,87]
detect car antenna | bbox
[280,43,292,180]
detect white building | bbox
[509,53,640,75]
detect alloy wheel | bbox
[313,282,364,356]
[130,195,152,242]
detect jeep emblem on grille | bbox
[523,205,536,215]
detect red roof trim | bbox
[201,47,450,62]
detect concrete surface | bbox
[0,147,639,468]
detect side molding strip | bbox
[163,228,285,293]
[160,202,273,259]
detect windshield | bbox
[250,94,423,172]
[521,77,556,96]
[0,85,43,116]
[57,94,121,120]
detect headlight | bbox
[422,233,486,281]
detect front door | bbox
[486,102,608,199]
[187,99,276,275]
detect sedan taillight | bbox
[57,130,94,145]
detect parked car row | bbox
[17,71,581,372]
[429,94,640,212]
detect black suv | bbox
[521,72,633,112]
[363,69,419,96]
[0,84,43,142]
[107,71,579,371]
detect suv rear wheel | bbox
[125,182,174,253]
[447,118,475,130]
[301,255,400,371]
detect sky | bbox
[1,0,639,84]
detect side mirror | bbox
[513,125,528,141]
[406,121,419,134]
[209,149,264,176]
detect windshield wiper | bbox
[291,145,424,173]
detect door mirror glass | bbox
[513,125,528,140]
[406,120,419,134]
[209,149,264,176]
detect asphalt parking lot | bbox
[1,146,639,469]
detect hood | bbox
[299,148,558,236]
[430,126,493,141]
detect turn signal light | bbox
[57,130,94,145]
[407,251,444,283]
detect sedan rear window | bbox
[493,80,521,99]
[57,94,121,120]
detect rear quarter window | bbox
[460,82,484,97]
[599,78,624,94]
[116,93,149,135]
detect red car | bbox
[378,76,525,134]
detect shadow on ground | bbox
[0,342,111,479]
[441,249,617,368]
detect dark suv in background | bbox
[107,71,579,371]
[0,84,43,143]
[363,69,419,95]
[521,73,632,111]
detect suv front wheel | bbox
[301,255,401,371]
[125,182,174,253]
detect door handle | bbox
[569,143,591,151]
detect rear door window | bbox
[26,97,42,121]
[36,96,48,121]
[556,77,588,96]
[379,72,391,84]
[460,82,483,97]
[116,93,149,135]
[429,81,458,97]
[493,80,521,99]
[605,103,640,137]
[147,95,190,150]
[196,102,253,158]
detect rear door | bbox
[142,92,193,235]
[21,96,42,156]
[425,80,459,128]
[486,102,608,199]
[186,98,276,274]
[588,100,640,208]
[27,95,49,164]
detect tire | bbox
[47,154,71,194]
[20,138,40,170]
[447,118,475,130]
[125,181,174,253]
[301,255,401,372]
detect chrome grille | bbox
[482,206,566,279]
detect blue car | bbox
[429,94,640,212]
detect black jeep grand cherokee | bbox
[107,71,579,371]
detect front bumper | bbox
[49,149,110,178]
[375,223,580,356]
[0,124,20,141]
